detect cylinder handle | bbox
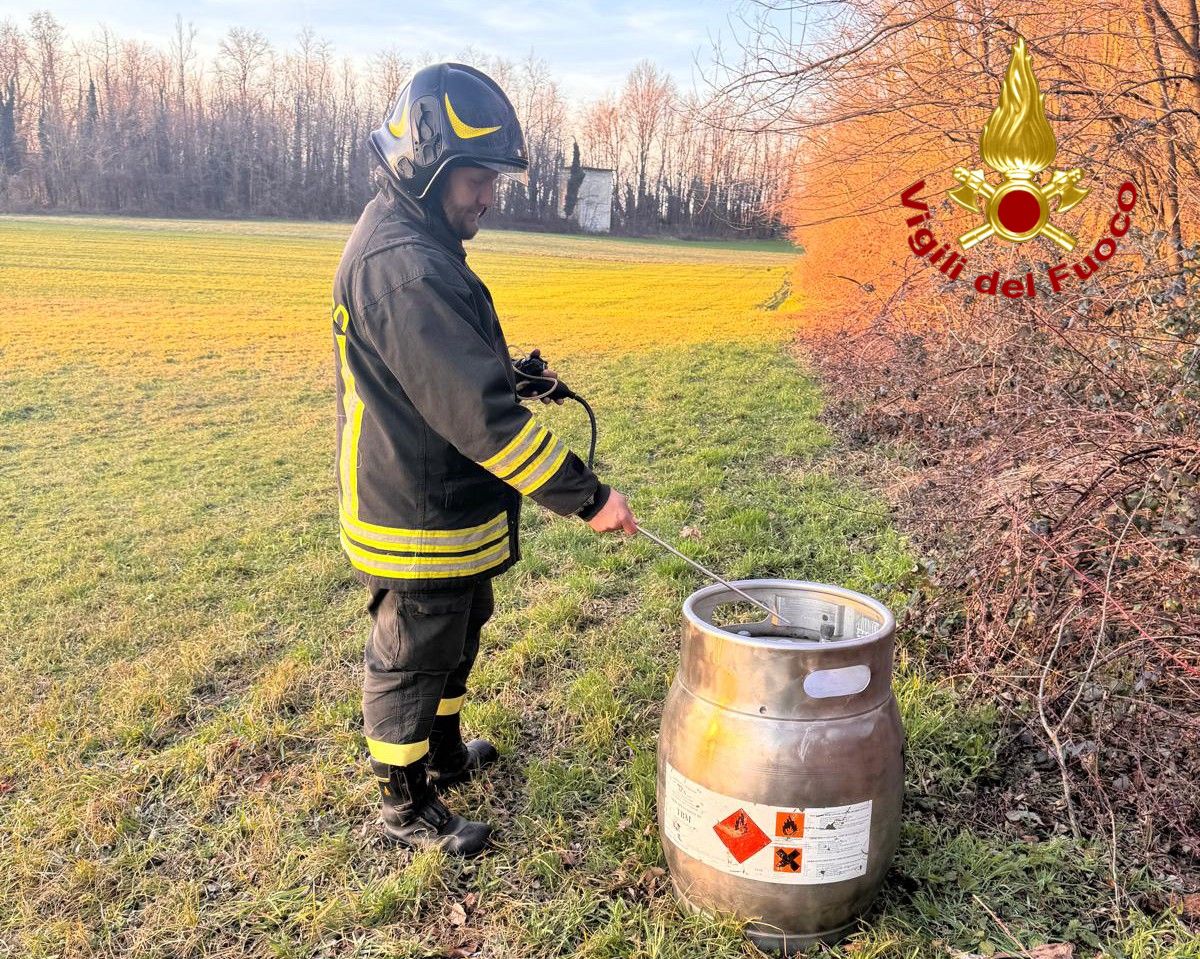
[802,665,872,699]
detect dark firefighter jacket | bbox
[332,176,607,592]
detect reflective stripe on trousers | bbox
[361,578,495,767]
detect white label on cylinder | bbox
[662,761,872,885]
[803,665,871,698]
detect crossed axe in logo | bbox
[950,167,1089,251]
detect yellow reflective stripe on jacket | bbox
[340,531,511,579]
[520,441,570,495]
[491,422,551,479]
[437,694,465,716]
[334,313,364,520]
[367,736,429,767]
[340,510,506,552]
[477,419,569,496]
[505,436,566,493]
[341,509,505,539]
[480,417,544,473]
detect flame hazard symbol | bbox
[713,808,771,863]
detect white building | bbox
[557,165,614,233]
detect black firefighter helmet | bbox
[369,62,529,199]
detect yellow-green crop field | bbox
[0,215,799,374]
[1,215,1193,958]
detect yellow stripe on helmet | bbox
[445,93,501,139]
[387,94,410,139]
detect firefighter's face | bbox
[440,165,498,240]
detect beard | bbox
[451,205,485,239]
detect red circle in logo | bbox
[996,188,1042,235]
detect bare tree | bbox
[0,14,789,237]
[620,59,674,226]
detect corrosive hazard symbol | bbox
[773,846,803,873]
[775,811,805,838]
[712,808,770,863]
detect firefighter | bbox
[332,62,637,857]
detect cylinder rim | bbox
[682,579,896,650]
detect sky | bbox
[0,0,767,106]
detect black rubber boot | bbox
[372,756,491,856]
[427,712,499,789]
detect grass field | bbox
[0,215,1195,958]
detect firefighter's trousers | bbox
[362,579,494,768]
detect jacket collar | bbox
[378,176,467,262]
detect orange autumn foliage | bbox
[727,3,1200,855]
[773,4,1198,323]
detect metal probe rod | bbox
[636,527,794,627]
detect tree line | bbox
[0,13,793,238]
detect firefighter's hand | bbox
[588,489,638,535]
[540,368,566,405]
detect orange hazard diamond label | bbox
[713,808,771,863]
[773,846,803,873]
[775,811,805,838]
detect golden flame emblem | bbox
[950,37,1089,250]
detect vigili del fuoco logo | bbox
[900,36,1137,298]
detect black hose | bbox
[572,395,598,469]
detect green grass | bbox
[0,216,1195,958]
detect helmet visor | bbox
[475,159,529,185]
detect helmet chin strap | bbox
[421,176,458,233]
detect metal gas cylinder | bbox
[657,580,903,953]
